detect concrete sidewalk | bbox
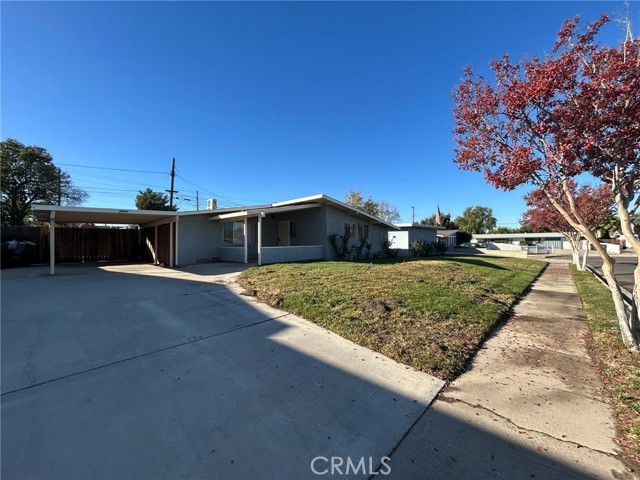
[387,262,635,479]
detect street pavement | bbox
[586,253,636,293]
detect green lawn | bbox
[571,266,640,464]
[238,256,545,381]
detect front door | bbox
[278,221,290,246]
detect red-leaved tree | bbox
[522,182,614,269]
[453,14,640,350]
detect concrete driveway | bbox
[1,263,443,479]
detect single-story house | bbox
[437,229,461,247]
[33,194,398,274]
[388,223,440,256]
[472,232,568,249]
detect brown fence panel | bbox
[157,223,171,266]
[1,226,140,265]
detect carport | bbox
[32,205,178,275]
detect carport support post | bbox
[258,213,263,266]
[169,221,174,268]
[243,217,248,264]
[49,211,56,275]
[175,216,179,267]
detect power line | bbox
[57,163,168,175]
[174,170,270,207]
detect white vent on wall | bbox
[206,198,217,210]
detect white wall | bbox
[487,242,522,251]
[388,231,409,250]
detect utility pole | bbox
[166,157,178,210]
[411,206,415,224]
[196,191,199,211]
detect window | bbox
[343,222,370,239]
[290,222,297,239]
[223,221,245,245]
[359,224,370,240]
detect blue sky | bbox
[2,1,637,226]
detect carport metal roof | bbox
[32,205,178,225]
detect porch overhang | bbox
[208,203,321,221]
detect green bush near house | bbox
[410,240,447,257]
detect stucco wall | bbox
[218,246,245,263]
[409,227,437,244]
[261,245,324,264]
[324,206,390,260]
[390,227,439,256]
[259,207,326,247]
[177,214,221,266]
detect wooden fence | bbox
[2,226,141,265]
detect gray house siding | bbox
[324,206,388,260]
[259,207,326,248]
[177,214,221,265]
[390,226,438,256]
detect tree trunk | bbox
[568,236,580,267]
[540,182,639,351]
[579,243,589,271]
[598,245,639,351]
[617,200,640,342]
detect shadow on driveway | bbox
[1,263,594,479]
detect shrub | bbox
[328,233,351,260]
[410,240,446,257]
[382,239,399,258]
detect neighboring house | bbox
[437,229,460,248]
[612,231,638,249]
[388,223,440,256]
[33,194,398,273]
[472,232,567,249]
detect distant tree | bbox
[454,206,497,234]
[345,190,400,223]
[596,213,620,238]
[452,14,640,349]
[420,212,458,229]
[522,182,613,269]
[135,188,176,211]
[1,138,87,226]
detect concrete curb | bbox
[585,264,633,310]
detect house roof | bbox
[32,193,400,230]
[32,205,178,225]
[437,229,459,236]
[394,223,442,230]
[209,193,400,230]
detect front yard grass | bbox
[571,266,640,464]
[238,256,545,381]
